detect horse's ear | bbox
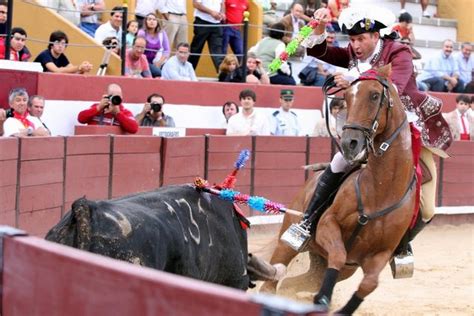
[377,64,393,80]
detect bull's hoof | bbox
[314,294,330,313]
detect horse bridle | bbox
[323,71,408,158]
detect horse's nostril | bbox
[350,139,358,150]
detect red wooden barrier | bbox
[207,135,253,216]
[253,136,307,210]
[17,137,64,236]
[111,136,161,197]
[64,136,111,212]
[0,138,18,227]
[2,235,263,316]
[309,137,332,164]
[441,141,474,205]
[161,136,205,185]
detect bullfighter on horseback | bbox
[285,6,452,256]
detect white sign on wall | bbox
[152,127,186,137]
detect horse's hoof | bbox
[273,263,287,281]
[313,294,330,312]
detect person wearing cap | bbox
[287,6,453,257]
[270,89,301,136]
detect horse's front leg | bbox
[336,250,392,315]
[312,215,347,311]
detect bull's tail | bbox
[71,197,92,250]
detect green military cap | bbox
[280,89,294,99]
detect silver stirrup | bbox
[390,252,414,279]
[280,221,312,252]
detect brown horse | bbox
[260,64,417,313]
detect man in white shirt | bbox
[189,0,225,72]
[159,0,188,50]
[3,88,49,137]
[270,89,300,136]
[76,0,105,37]
[94,6,123,45]
[161,42,197,81]
[226,89,270,136]
[454,42,473,91]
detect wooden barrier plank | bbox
[3,237,262,315]
[112,153,160,197]
[0,138,18,160]
[19,159,63,187]
[113,135,161,154]
[254,136,306,152]
[20,137,64,160]
[207,135,252,152]
[0,186,16,216]
[66,135,111,155]
[18,183,63,213]
[17,207,62,236]
[254,152,306,170]
[208,152,253,170]
[254,170,305,187]
[0,160,17,187]
[0,209,15,226]
[207,170,251,186]
[253,186,303,207]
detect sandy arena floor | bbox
[248,223,474,315]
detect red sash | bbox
[410,123,422,229]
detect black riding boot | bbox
[303,166,345,233]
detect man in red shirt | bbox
[0,27,30,61]
[125,36,152,78]
[77,83,138,134]
[222,0,248,61]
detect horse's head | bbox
[340,64,402,164]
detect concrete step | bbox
[350,0,438,18]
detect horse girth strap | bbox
[345,172,417,252]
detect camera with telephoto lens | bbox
[5,108,14,118]
[150,102,162,113]
[107,95,122,106]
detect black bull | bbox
[46,184,282,290]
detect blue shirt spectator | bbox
[161,42,197,81]
[454,42,473,89]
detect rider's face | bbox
[349,32,380,61]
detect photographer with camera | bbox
[135,93,175,127]
[77,83,138,134]
[2,88,50,138]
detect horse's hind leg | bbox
[336,250,392,314]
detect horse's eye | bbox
[371,93,380,101]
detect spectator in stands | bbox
[400,0,430,18]
[417,39,464,93]
[76,0,106,37]
[2,88,50,137]
[222,0,248,62]
[313,97,345,137]
[221,101,239,126]
[327,0,349,32]
[235,52,270,84]
[137,13,170,78]
[0,1,7,37]
[226,89,270,135]
[392,12,415,43]
[28,95,51,135]
[0,27,30,61]
[454,42,473,92]
[281,3,305,39]
[442,94,473,141]
[261,1,279,31]
[249,23,292,85]
[124,36,152,78]
[218,54,242,82]
[189,0,225,72]
[41,0,80,26]
[135,0,161,28]
[285,0,322,23]
[102,36,120,55]
[126,20,139,48]
[77,83,138,134]
[270,89,300,136]
[34,30,93,74]
[135,93,176,127]
[161,42,198,81]
[160,0,188,50]
[94,6,123,46]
